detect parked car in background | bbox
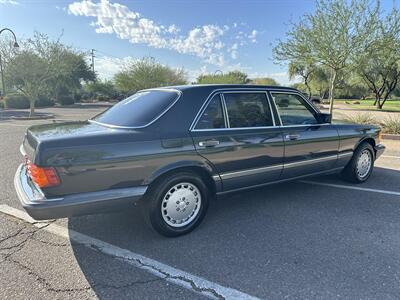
[310,95,322,104]
[14,85,385,236]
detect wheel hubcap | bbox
[161,182,201,228]
[356,149,372,179]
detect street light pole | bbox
[0,28,19,98]
[0,54,5,97]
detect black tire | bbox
[341,142,375,183]
[143,171,210,237]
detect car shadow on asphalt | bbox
[68,166,400,299]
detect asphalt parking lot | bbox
[1,105,400,299]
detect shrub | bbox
[58,95,75,105]
[344,113,378,125]
[382,116,400,134]
[36,95,54,108]
[97,95,110,101]
[4,93,30,109]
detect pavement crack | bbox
[123,256,225,299]
[0,230,37,258]
[0,220,53,261]
[167,274,225,300]
[31,235,69,247]
[1,210,226,299]
[92,278,163,290]
[0,227,25,243]
[84,242,225,299]
[7,254,164,294]
[7,255,92,293]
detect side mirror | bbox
[318,113,332,123]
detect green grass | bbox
[334,99,400,112]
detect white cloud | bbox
[166,24,180,34]
[94,56,135,79]
[248,30,258,43]
[228,43,238,59]
[0,0,19,4]
[68,0,258,67]
[68,0,230,66]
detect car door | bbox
[268,90,339,179]
[190,90,284,191]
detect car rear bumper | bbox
[14,164,147,220]
[374,144,385,159]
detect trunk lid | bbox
[22,121,157,166]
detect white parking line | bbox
[0,204,259,300]
[300,180,400,196]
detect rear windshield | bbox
[92,90,180,127]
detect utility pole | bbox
[90,49,95,73]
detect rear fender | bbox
[143,159,222,192]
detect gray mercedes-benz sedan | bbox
[14,85,385,236]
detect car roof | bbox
[151,84,298,93]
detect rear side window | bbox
[92,90,179,127]
[195,95,226,130]
[223,93,273,128]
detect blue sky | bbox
[0,0,398,84]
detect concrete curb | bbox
[382,134,400,141]
[9,114,54,120]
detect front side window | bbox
[195,95,226,130]
[93,90,179,127]
[271,93,317,126]
[223,93,273,128]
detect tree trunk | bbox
[373,93,380,107]
[328,69,337,115]
[376,101,383,109]
[29,99,35,117]
[304,77,312,100]
[306,83,312,100]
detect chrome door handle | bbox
[285,134,300,140]
[198,140,220,147]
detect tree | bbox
[309,66,330,100]
[46,50,95,103]
[5,32,94,116]
[250,77,279,86]
[335,76,369,100]
[114,57,187,93]
[196,71,249,84]
[273,0,379,115]
[0,35,19,96]
[355,7,400,109]
[288,61,314,99]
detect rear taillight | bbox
[27,161,60,188]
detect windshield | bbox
[92,90,180,127]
